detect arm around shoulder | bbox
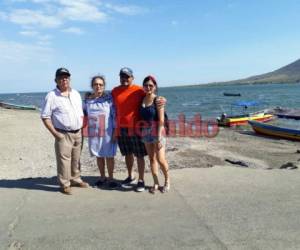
[155,96,167,109]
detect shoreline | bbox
[1,108,300,249]
[0,108,299,180]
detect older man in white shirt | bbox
[41,68,89,195]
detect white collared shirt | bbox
[41,88,83,131]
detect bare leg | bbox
[106,157,114,180]
[125,154,134,178]
[156,143,170,190]
[144,143,159,194]
[97,157,106,179]
[137,156,145,181]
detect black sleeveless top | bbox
[140,100,158,127]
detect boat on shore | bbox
[218,112,274,127]
[0,101,37,110]
[249,120,300,141]
[270,107,300,120]
[217,101,274,127]
[223,92,241,97]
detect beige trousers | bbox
[55,131,83,187]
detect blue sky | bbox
[1,0,300,93]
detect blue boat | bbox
[217,101,274,127]
[249,120,300,141]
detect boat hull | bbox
[223,93,241,96]
[218,113,274,127]
[271,107,300,120]
[249,120,300,141]
[0,102,37,110]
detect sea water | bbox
[1,83,300,120]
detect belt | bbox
[55,128,80,134]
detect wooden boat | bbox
[217,101,274,127]
[0,101,37,110]
[249,120,300,141]
[271,107,300,120]
[223,92,241,96]
[218,112,274,127]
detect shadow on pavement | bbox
[0,176,59,192]
[0,176,138,193]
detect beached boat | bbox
[218,112,274,127]
[217,101,274,127]
[0,101,37,110]
[223,92,241,97]
[270,107,300,120]
[249,120,300,141]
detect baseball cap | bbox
[119,67,133,77]
[55,67,71,78]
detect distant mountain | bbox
[215,59,300,85]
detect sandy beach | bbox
[1,108,300,249]
[1,108,299,180]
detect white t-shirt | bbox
[41,88,84,131]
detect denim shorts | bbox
[141,127,166,144]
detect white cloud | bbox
[62,27,84,35]
[0,0,146,42]
[58,0,107,22]
[0,39,53,63]
[105,3,146,15]
[19,30,39,36]
[0,11,8,20]
[1,1,107,30]
[37,34,52,45]
[9,9,62,28]
[1,1,146,31]
[19,30,53,45]
[38,34,52,40]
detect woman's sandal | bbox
[160,181,170,193]
[149,184,159,194]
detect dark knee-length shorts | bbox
[117,128,147,157]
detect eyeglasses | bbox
[143,84,155,88]
[93,83,104,87]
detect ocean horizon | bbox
[1,82,300,119]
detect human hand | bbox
[112,130,118,142]
[157,138,163,150]
[55,132,65,140]
[155,96,167,109]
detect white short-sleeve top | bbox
[41,88,84,131]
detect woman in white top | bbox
[83,75,118,189]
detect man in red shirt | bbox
[112,67,147,192]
